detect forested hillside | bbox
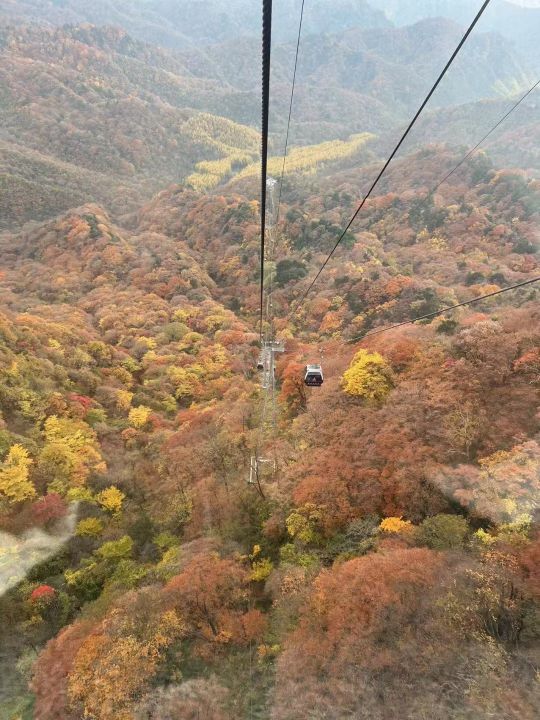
[4,0,539,66]
[0,23,262,226]
[0,2,539,719]
[406,93,540,172]
[0,144,538,719]
[1,13,537,226]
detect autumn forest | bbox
[0,1,539,719]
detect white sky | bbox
[508,1,540,7]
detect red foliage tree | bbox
[166,553,262,650]
[277,360,308,417]
[30,585,56,602]
[32,621,94,720]
[31,493,67,526]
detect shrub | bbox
[276,259,308,287]
[416,514,469,550]
[76,517,104,537]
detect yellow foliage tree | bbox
[183,112,259,191]
[69,607,184,720]
[341,350,393,402]
[0,444,36,503]
[250,558,274,582]
[286,504,323,544]
[38,416,105,493]
[115,390,133,412]
[128,406,152,428]
[97,486,125,515]
[167,366,201,401]
[379,517,412,534]
[76,517,104,537]
[135,336,156,350]
[66,486,95,503]
[237,133,374,180]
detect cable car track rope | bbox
[275,0,306,226]
[349,276,540,344]
[260,0,273,342]
[287,0,493,319]
[250,3,274,713]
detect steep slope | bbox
[0,203,258,716]
[0,139,145,226]
[405,92,540,173]
[0,148,538,719]
[0,4,538,720]
[134,144,540,338]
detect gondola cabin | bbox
[304,364,324,387]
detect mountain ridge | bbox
[2,16,536,228]
[0,0,391,48]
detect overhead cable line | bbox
[260,0,273,342]
[431,78,540,195]
[348,276,540,344]
[275,0,306,225]
[288,0,493,319]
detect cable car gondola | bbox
[304,364,324,387]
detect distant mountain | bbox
[0,24,261,227]
[273,0,392,39]
[403,93,540,173]
[0,0,391,49]
[369,0,505,26]
[0,15,536,227]
[369,0,540,69]
[185,17,535,143]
